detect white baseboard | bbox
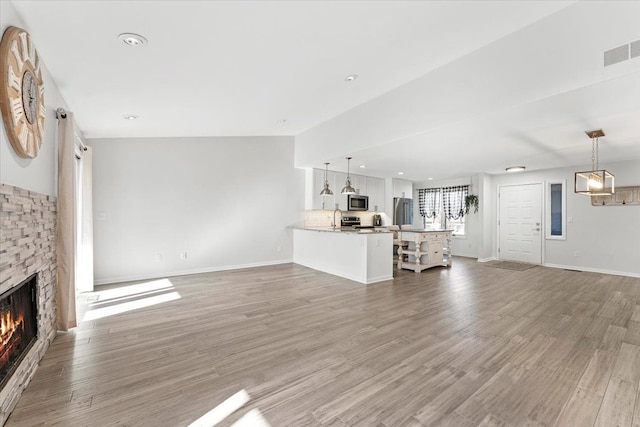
[292,260,393,285]
[365,275,394,285]
[451,251,478,258]
[543,263,640,278]
[93,259,294,286]
[477,257,497,263]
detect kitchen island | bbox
[397,229,452,272]
[293,227,393,284]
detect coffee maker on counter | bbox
[373,214,382,227]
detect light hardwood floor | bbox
[6,258,640,426]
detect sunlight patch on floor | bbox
[89,287,175,307]
[187,389,251,427]
[90,278,175,303]
[231,408,271,426]
[82,279,180,322]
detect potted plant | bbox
[464,194,479,214]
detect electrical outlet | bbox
[180,252,187,260]
[277,246,282,253]
[574,251,580,257]
[155,254,163,262]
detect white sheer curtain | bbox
[77,144,94,293]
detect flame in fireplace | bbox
[2,311,23,344]
[1,310,24,363]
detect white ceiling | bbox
[9,0,640,180]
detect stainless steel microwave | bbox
[347,195,369,211]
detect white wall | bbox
[90,136,304,284]
[0,1,69,196]
[478,173,495,261]
[490,159,640,277]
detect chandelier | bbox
[574,129,614,195]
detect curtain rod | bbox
[57,107,87,152]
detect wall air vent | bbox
[604,44,629,67]
[631,40,640,59]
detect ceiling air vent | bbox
[604,44,629,67]
[631,40,640,59]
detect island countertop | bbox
[292,226,392,234]
[398,229,453,233]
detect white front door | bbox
[498,183,542,264]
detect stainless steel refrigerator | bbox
[393,197,413,225]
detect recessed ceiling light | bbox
[506,166,526,172]
[345,74,358,82]
[398,172,404,175]
[123,115,139,120]
[428,177,433,180]
[278,119,287,124]
[118,33,147,46]
[359,165,366,168]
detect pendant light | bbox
[320,162,333,196]
[574,129,615,195]
[341,157,357,195]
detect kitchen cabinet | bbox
[397,230,452,272]
[311,169,385,212]
[352,175,367,196]
[366,176,385,212]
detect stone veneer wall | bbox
[0,184,57,425]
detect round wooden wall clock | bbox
[0,26,46,159]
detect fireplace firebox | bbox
[0,274,38,390]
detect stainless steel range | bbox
[341,216,360,227]
[341,216,374,230]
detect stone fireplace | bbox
[0,184,57,424]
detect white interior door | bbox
[498,183,542,264]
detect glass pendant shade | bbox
[320,162,333,196]
[575,129,615,196]
[574,169,614,195]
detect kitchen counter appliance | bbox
[341,216,375,230]
[347,195,369,211]
[341,216,361,228]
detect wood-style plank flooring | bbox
[6,258,640,426]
